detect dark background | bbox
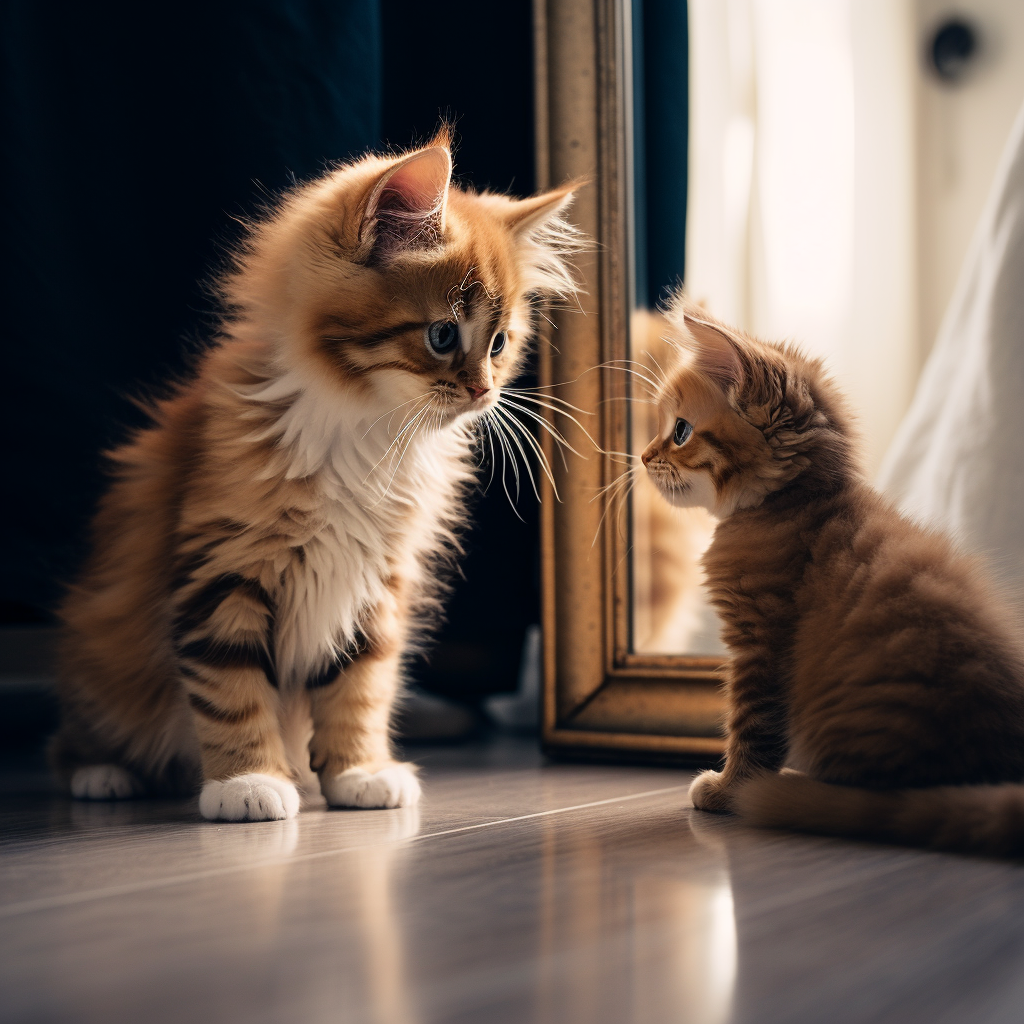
[2,0,536,703]
[633,0,689,308]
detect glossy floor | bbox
[3,739,1024,1024]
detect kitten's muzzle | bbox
[466,385,490,402]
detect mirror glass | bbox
[627,0,725,656]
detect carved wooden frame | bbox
[535,0,725,760]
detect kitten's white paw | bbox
[323,764,421,809]
[199,774,300,822]
[688,769,733,813]
[70,765,140,800]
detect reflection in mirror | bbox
[629,1,920,655]
[629,0,725,656]
[630,311,723,655]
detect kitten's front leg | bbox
[175,569,298,822]
[689,652,788,814]
[308,589,420,810]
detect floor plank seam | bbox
[0,784,689,919]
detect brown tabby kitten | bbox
[54,136,580,822]
[642,296,1024,857]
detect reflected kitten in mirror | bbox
[642,295,1024,856]
[53,136,581,821]
[630,308,719,654]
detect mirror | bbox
[540,0,1024,759]
[537,0,726,762]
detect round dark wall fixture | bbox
[930,18,978,83]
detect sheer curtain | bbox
[685,0,918,474]
[877,98,1024,594]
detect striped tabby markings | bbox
[174,573,278,688]
[318,317,428,348]
[305,629,371,690]
[173,570,288,783]
[186,692,260,725]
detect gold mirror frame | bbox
[535,0,725,760]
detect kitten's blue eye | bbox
[427,320,459,355]
[673,418,693,445]
[491,331,507,356]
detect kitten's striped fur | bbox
[643,296,1024,857]
[53,139,580,821]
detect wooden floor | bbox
[3,738,1024,1024]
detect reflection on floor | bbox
[3,737,1024,1024]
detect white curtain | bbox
[685,0,918,474]
[877,97,1024,593]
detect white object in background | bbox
[878,97,1024,596]
[485,624,541,731]
[917,0,1024,366]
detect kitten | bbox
[642,296,1024,856]
[53,137,580,822]
[630,308,719,654]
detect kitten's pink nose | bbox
[641,447,654,465]
[467,386,490,401]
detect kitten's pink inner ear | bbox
[379,147,451,221]
[362,147,452,258]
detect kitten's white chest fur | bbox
[265,372,469,686]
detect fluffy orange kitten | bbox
[642,297,1024,856]
[54,137,579,821]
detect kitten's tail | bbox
[733,772,1024,857]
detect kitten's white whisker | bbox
[489,408,530,501]
[502,387,592,416]
[373,398,441,506]
[499,393,637,465]
[487,413,526,522]
[592,464,640,501]
[537,358,660,404]
[361,392,431,439]
[365,399,434,489]
[492,407,543,503]
[494,404,561,501]
[599,395,656,407]
[498,398,583,459]
[501,390,594,426]
[505,366,609,393]
[363,396,434,482]
[591,466,638,548]
[641,350,669,380]
[597,360,663,393]
[496,398,571,473]
[494,417,527,514]
[498,394,600,454]
[480,417,499,494]
[592,466,639,509]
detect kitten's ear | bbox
[680,315,745,392]
[500,183,584,299]
[360,146,452,263]
[503,184,577,236]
